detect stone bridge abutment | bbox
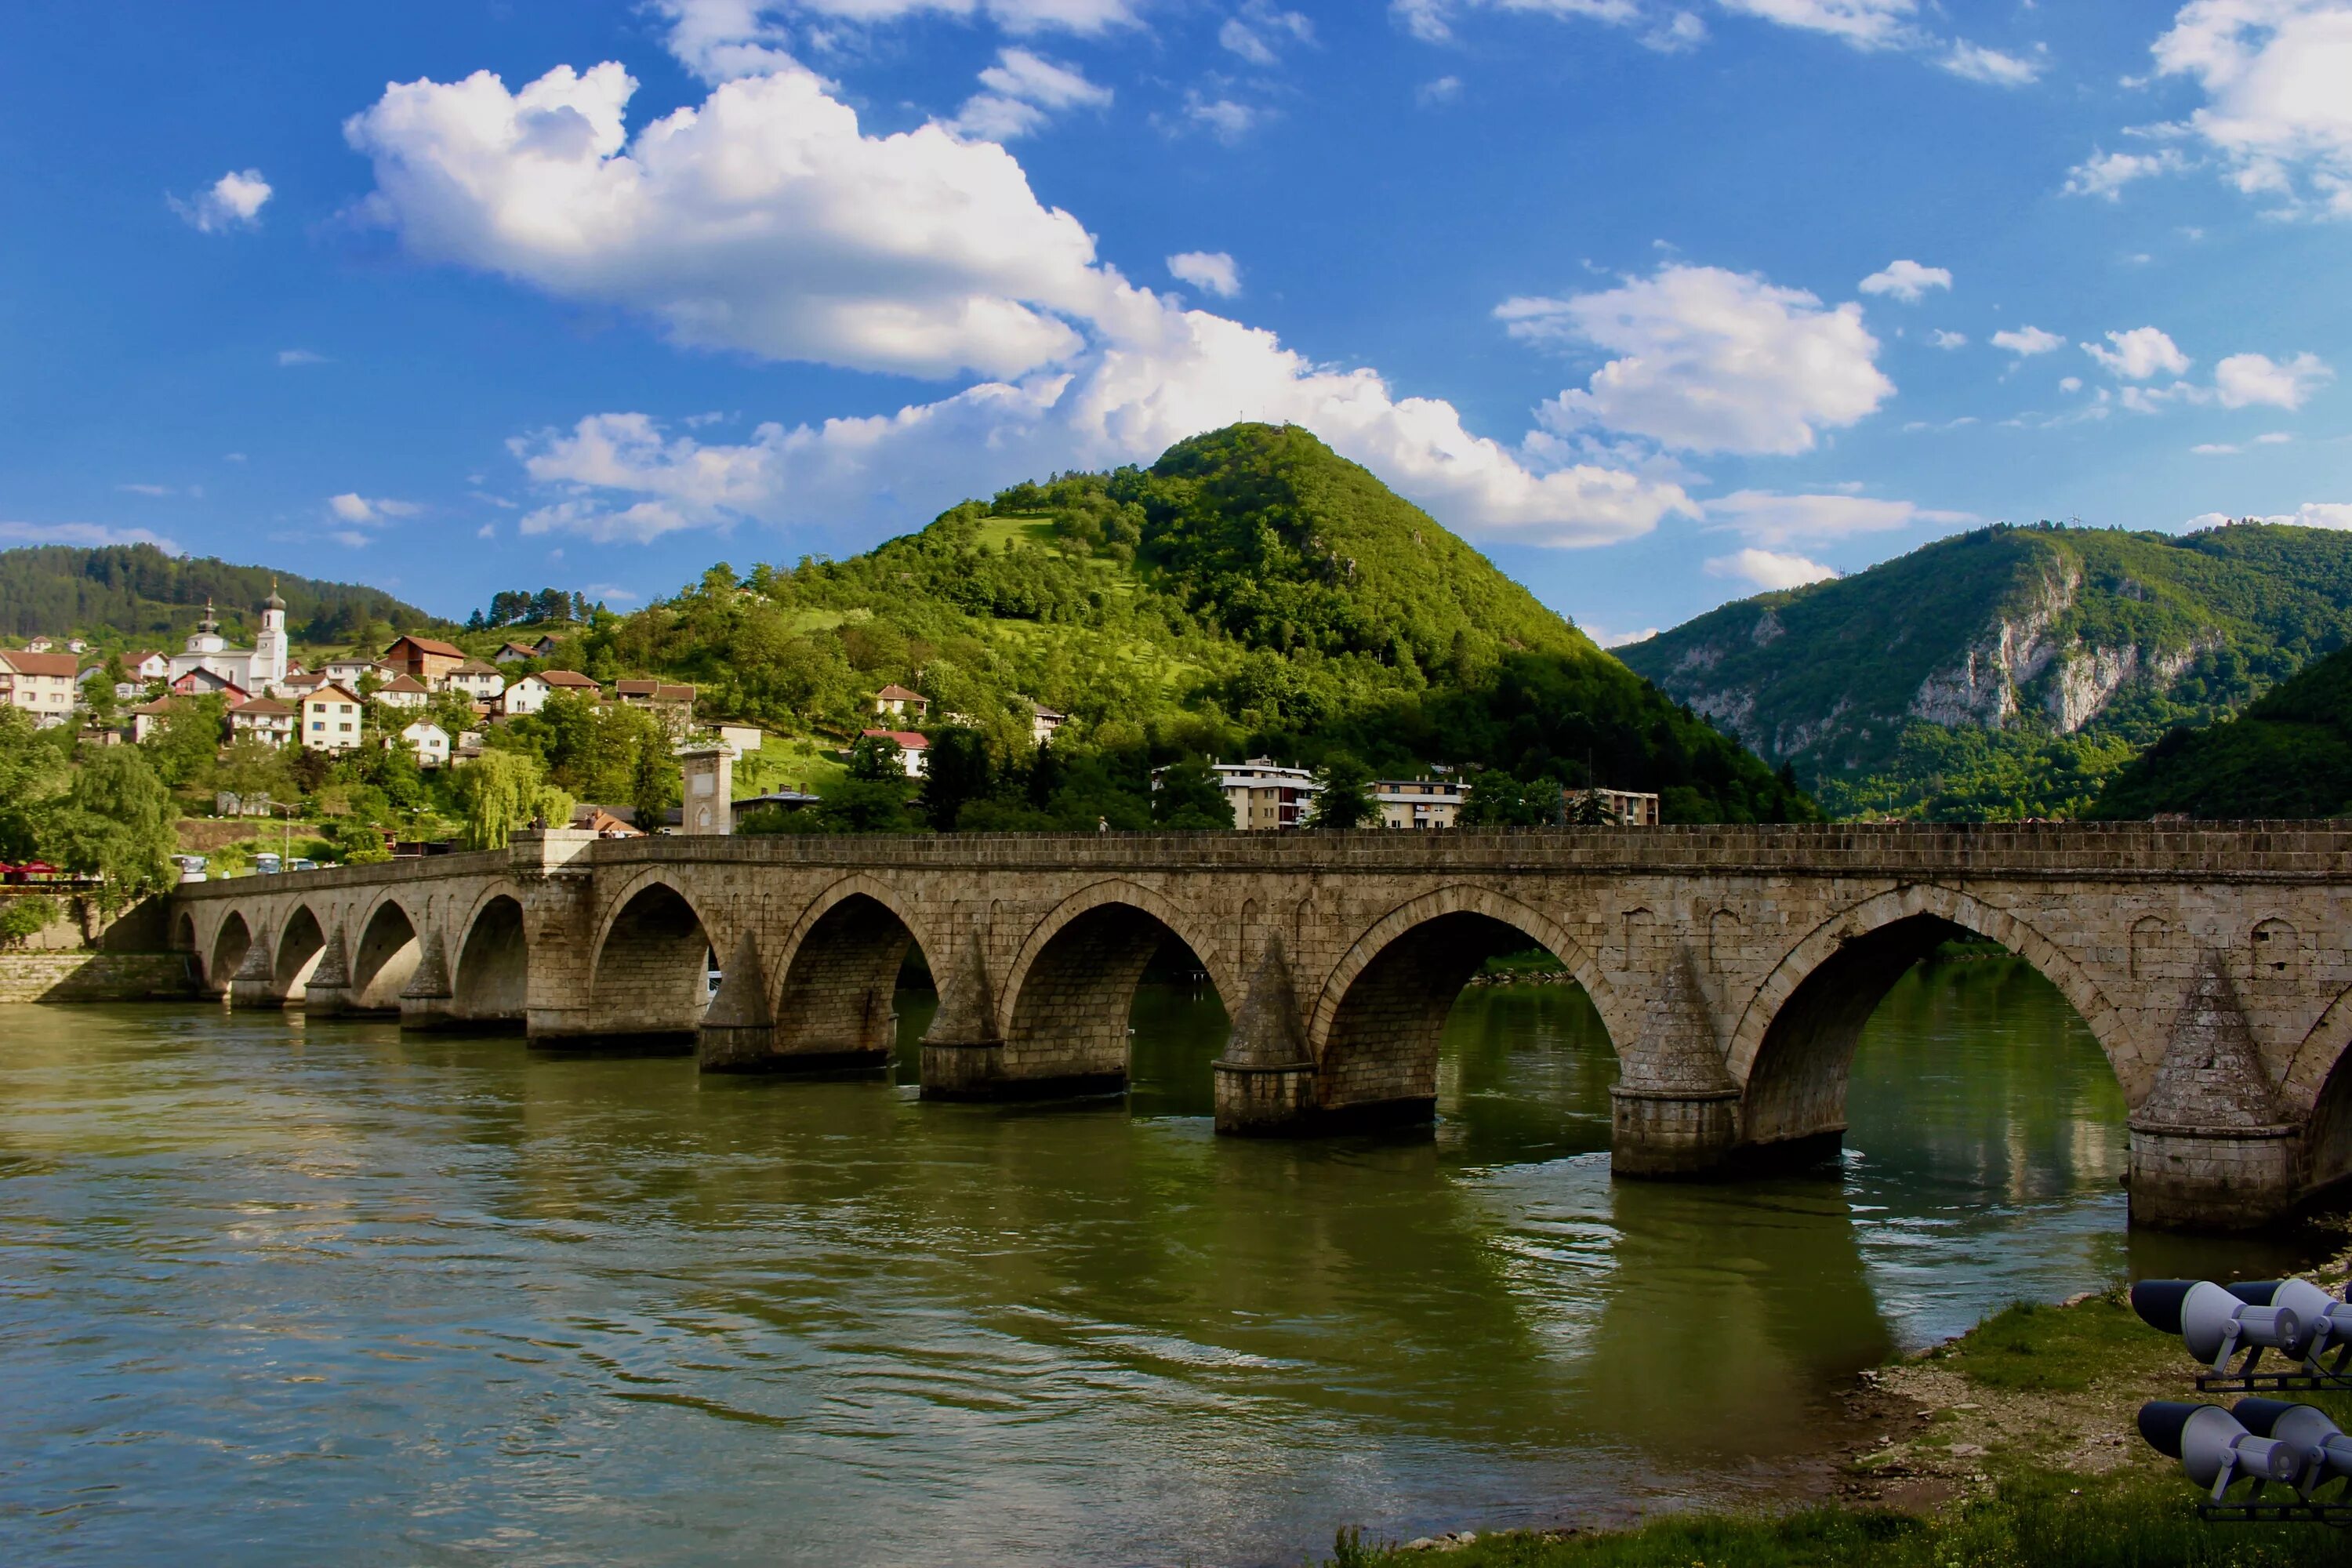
[169,823,2352,1232]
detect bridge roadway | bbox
[166,822,2352,1231]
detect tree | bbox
[919,727,991,831]
[813,775,914,833]
[1152,754,1232,830]
[143,695,226,789]
[50,746,179,912]
[216,735,296,808]
[0,895,60,950]
[328,815,393,864]
[1567,786,1617,826]
[1310,753,1375,830]
[848,732,905,782]
[630,736,675,832]
[453,750,552,850]
[0,707,68,860]
[1461,771,1563,827]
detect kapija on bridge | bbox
[166,822,2352,1231]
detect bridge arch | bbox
[347,895,423,1014]
[1726,884,2125,1152]
[205,910,250,995]
[759,875,944,1067]
[1306,884,1617,1123]
[996,880,1236,1096]
[583,873,717,1050]
[273,903,329,1004]
[449,885,529,1027]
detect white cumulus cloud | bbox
[2215,350,2333,409]
[2146,0,2352,216]
[1941,40,2043,85]
[1858,258,1951,302]
[948,46,1112,141]
[1991,325,2064,357]
[1167,250,1240,297]
[1704,546,1839,591]
[2084,326,2193,379]
[1928,328,1967,349]
[2187,503,2352,531]
[345,60,1110,381]
[171,169,273,233]
[360,40,1705,554]
[1501,263,1893,456]
[328,493,423,524]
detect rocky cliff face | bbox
[1617,521,2352,807]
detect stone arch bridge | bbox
[166,824,2352,1230]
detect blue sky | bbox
[2,1,2347,641]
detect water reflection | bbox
[0,956,2319,1565]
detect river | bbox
[0,958,2307,1565]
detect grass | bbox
[1320,1471,2352,1566]
[1926,1295,2151,1393]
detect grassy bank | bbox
[1321,1265,2352,1567]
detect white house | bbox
[129,696,178,743]
[493,641,539,665]
[1371,778,1465,830]
[0,649,82,727]
[499,669,599,717]
[228,696,296,748]
[125,650,170,682]
[401,720,451,769]
[321,655,383,688]
[872,683,929,720]
[1210,757,1318,831]
[373,673,431,710]
[445,659,506,700]
[1030,702,1065,748]
[297,684,366,752]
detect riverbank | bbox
[1328,1242,2352,1566]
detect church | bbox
[168,589,290,694]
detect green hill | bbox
[0,543,445,649]
[561,423,1812,824]
[2092,643,2352,820]
[1617,521,2352,820]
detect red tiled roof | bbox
[378,674,430,694]
[862,728,928,749]
[386,635,466,659]
[873,683,926,703]
[230,698,293,716]
[2,650,82,677]
[537,670,601,689]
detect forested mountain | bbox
[0,543,443,646]
[2092,644,2352,821]
[1617,521,2352,820]
[546,423,1812,824]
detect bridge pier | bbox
[226,929,283,1010]
[397,929,459,1031]
[299,927,358,1018]
[1214,935,1319,1134]
[1609,947,1742,1177]
[2125,956,2303,1230]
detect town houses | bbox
[13,591,709,775]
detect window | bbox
[311,720,325,731]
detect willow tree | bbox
[454,750,565,850]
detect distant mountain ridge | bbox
[1617,521,2352,819]
[0,543,445,648]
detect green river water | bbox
[0,959,2311,1565]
